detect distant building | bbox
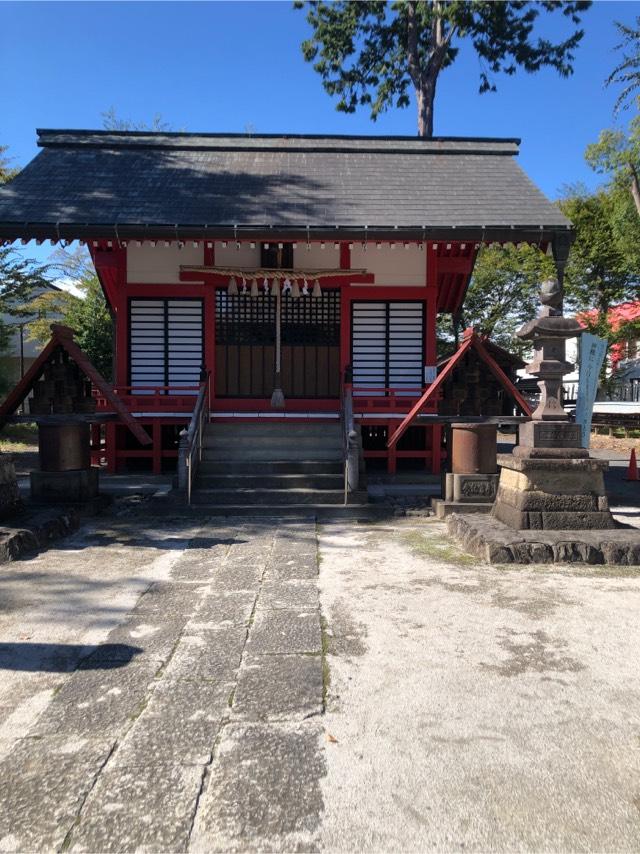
[0,282,61,386]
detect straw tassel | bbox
[312,278,322,298]
[228,276,238,296]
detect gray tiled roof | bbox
[0,131,570,239]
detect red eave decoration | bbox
[0,324,152,446]
[387,327,532,449]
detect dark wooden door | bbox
[215,288,340,398]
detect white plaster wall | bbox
[127,243,204,283]
[214,241,260,268]
[293,242,340,270]
[351,243,426,286]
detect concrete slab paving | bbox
[190,722,326,853]
[0,735,115,852]
[0,514,325,852]
[233,654,324,722]
[247,608,322,655]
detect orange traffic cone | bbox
[625,448,639,481]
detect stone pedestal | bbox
[0,454,21,518]
[432,423,498,519]
[30,467,99,503]
[492,455,614,530]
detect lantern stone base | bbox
[492,455,616,531]
[447,513,640,565]
[31,467,99,503]
[431,472,499,519]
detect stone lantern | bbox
[492,278,615,530]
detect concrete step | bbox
[201,448,342,462]
[202,436,342,450]
[190,488,348,506]
[194,473,345,490]
[197,460,343,476]
[206,422,341,438]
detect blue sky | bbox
[2,1,639,205]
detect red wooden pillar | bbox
[204,243,216,411]
[339,242,352,375]
[426,244,440,473]
[387,420,397,474]
[152,421,162,474]
[105,423,117,473]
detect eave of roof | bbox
[0,129,572,244]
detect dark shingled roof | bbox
[0,130,571,242]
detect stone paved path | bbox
[0,517,325,853]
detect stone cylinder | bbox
[451,423,497,474]
[38,423,91,472]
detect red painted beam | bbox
[473,337,533,416]
[387,332,476,449]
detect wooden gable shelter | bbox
[0,131,572,476]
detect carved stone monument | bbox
[492,278,615,530]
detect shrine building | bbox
[0,131,571,477]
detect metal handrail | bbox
[178,372,210,505]
[341,366,356,506]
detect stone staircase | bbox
[189,421,368,514]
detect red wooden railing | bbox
[93,385,201,413]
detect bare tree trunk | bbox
[417,75,437,137]
[407,0,454,138]
[629,164,640,217]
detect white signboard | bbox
[575,333,608,448]
[424,365,437,385]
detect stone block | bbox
[69,762,203,852]
[495,485,600,513]
[30,660,161,737]
[163,626,247,682]
[432,498,493,519]
[492,502,527,530]
[451,473,499,503]
[233,654,323,722]
[497,457,607,497]
[553,541,605,564]
[519,420,582,449]
[0,736,115,852]
[190,722,325,852]
[114,679,233,766]
[540,511,616,530]
[259,581,319,610]
[30,467,99,503]
[247,609,321,655]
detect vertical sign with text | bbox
[575,333,608,448]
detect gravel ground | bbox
[318,516,640,853]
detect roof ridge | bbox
[36,129,521,144]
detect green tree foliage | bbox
[559,187,639,324]
[605,16,640,114]
[0,147,54,392]
[0,146,18,183]
[296,0,590,136]
[451,243,555,356]
[586,114,640,219]
[27,248,114,381]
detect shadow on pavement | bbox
[0,642,142,672]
